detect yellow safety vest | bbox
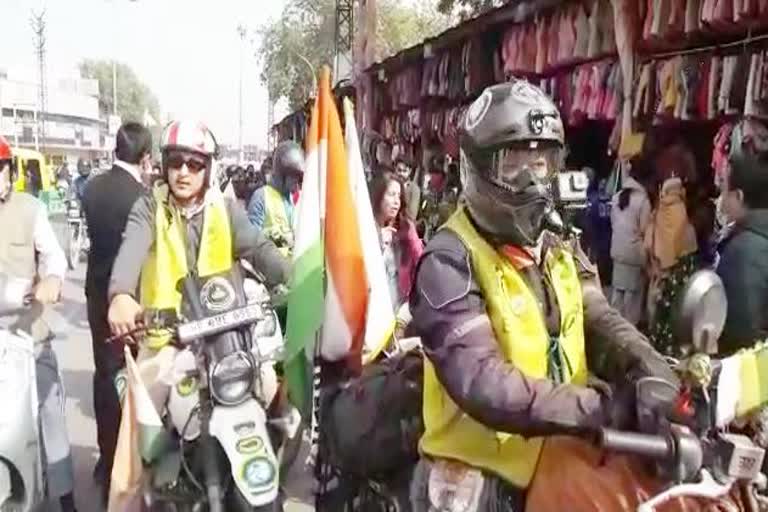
[263,185,292,257]
[140,184,233,349]
[420,206,588,488]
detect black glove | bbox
[589,375,637,431]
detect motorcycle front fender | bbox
[0,332,44,509]
[209,399,279,507]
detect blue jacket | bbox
[717,209,768,354]
[74,175,90,202]
[246,184,293,231]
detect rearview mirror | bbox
[673,270,727,354]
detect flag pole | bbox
[307,66,328,476]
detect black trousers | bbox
[87,295,132,480]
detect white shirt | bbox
[32,206,67,280]
[0,198,66,309]
[114,159,143,184]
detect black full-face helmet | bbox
[273,141,304,178]
[460,79,565,246]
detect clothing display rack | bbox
[632,17,768,128]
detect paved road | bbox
[45,258,314,511]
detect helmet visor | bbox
[489,144,563,193]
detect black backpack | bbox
[320,350,424,479]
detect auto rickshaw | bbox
[11,148,65,215]
[12,148,53,195]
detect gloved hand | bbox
[589,375,637,431]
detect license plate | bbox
[68,208,80,219]
[177,304,263,342]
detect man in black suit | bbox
[82,122,151,497]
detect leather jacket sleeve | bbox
[571,240,680,388]
[410,231,608,438]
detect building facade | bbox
[0,68,110,167]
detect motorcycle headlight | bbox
[210,351,254,405]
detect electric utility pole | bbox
[31,9,47,151]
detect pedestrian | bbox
[81,122,152,503]
[394,158,421,223]
[370,173,423,310]
[609,161,652,326]
[717,119,768,354]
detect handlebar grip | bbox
[600,428,674,460]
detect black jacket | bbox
[82,165,146,304]
[717,209,768,354]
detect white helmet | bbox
[160,120,218,158]
[160,120,219,187]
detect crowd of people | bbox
[2,75,768,511]
[578,124,768,360]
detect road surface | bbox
[45,258,314,511]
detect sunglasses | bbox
[166,154,208,173]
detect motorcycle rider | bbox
[0,135,78,512]
[106,120,289,404]
[73,159,92,202]
[409,81,677,510]
[233,165,262,205]
[247,140,304,257]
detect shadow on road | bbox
[52,295,90,331]
[70,444,103,512]
[63,368,96,420]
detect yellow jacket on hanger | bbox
[420,207,588,489]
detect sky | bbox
[0,0,291,148]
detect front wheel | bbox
[67,223,81,269]
[228,485,284,512]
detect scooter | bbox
[0,301,46,511]
[109,266,301,512]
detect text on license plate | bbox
[177,305,262,342]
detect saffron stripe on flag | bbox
[319,68,369,371]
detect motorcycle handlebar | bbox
[600,428,674,461]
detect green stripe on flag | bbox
[285,240,325,415]
[139,424,170,464]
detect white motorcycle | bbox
[0,301,46,512]
[110,267,302,512]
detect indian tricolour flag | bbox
[343,97,396,364]
[284,67,395,414]
[108,346,167,512]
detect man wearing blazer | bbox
[81,122,151,500]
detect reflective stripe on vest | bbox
[264,185,291,257]
[420,206,588,489]
[139,184,233,349]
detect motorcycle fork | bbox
[196,358,224,512]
